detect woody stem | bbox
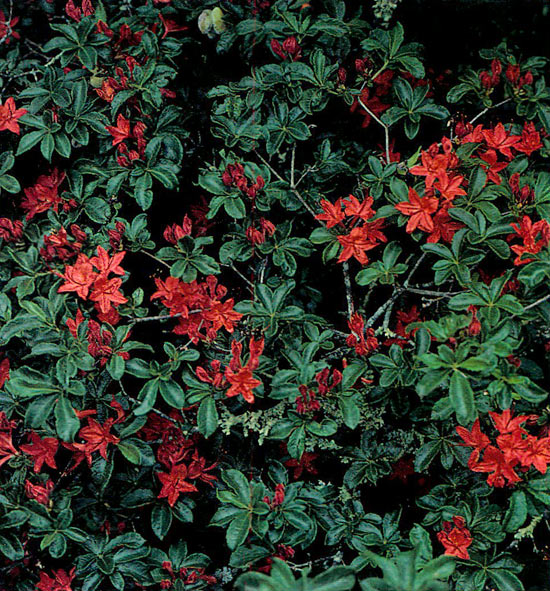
[468,98,512,126]
[357,82,391,165]
[254,150,320,221]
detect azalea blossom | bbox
[395,188,438,233]
[437,516,472,559]
[0,97,26,134]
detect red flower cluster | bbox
[0,10,20,45]
[295,367,341,414]
[105,113,147,167]
[347,312,378,355]
[67,310,130,363]
[21,169,70,221]
[264,483,285,509]
[507,215,550,266]
[155,430,217,507]
[509,173,534,205]
[457,122,542,185]
[402,138,465,242]
[457,410,550,487]
[151,275,242,342]
[225,337,264,403]
[20,431,58,473]
[40,225,86,262]
[479,58,533,91]
[316,192,387,265]
[64,402,125,469]
[383,305,422,347]
[271,36,302,61]
[246,217,276,245]
[0,218,23,242]
[222,162,265,199]
[36,568,75,591]
[256,544,295,574]
[0,356,9,389]
[65,0,94,22]
[284,450,319,480]
[164,215,192,244]
[295,385,321,414]
[25,479,54,505]
[437,516,472,560]
[0,97,26,134]
[160,561,216,588]
[57,246,128,319]
[0,411,17,468]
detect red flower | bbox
[0,97,26,134]
[225,337,264,403]
[469,445,522,487]
[106,113,132,146]
[157,463,198,507]
[315,198,345,228]
[482,123,520,159]
[20,432,58,473]
[456,419,490,451]
[72,417,121,464]
[514,122,542,156]
[346,313,378,355]
[295,385,321,414]
[342,193,376,221]
[489,408,531,435]
[21,169,67,220]
[58,254,97,299]
[65,0,94,22]
[0,428,17,467]
[285,451,319,479]
[337,226,378,265]
[437,516,472,560]
[508,215,550,266]
[479,149,508,185]
[0,357,9,389]
[89,276,128,314]
[395,188,438,233]
[164,216,192,244]
[25,479,54,505]
[426,210,463,244]
[160,14,188,39]
[36,568,76,591]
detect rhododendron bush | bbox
[1,0,550,590]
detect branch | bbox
[342,261,354,317]
[357,83,391,165]
[255,150,319,220]
[523,293,550,312]
[468,98,512,126]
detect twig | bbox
[523,293,550,312]
[468,98,512,126]
[130,313,182,324]
[357,82,390,165]
[142,250,171,269]
[255,150,319,220]
[221,262,254,288]
[367,254,426,329]
[342,261,354,317]
[290,145,296,189]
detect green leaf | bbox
[197,397,218,438]
[226,513,250,550]
[158,380,184,408]
[449,372,476,424]
[503,490,528,533]
[488,569,524,591]
[55,397,79,441]
[151,504,172,540]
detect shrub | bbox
[0,1,549,590]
